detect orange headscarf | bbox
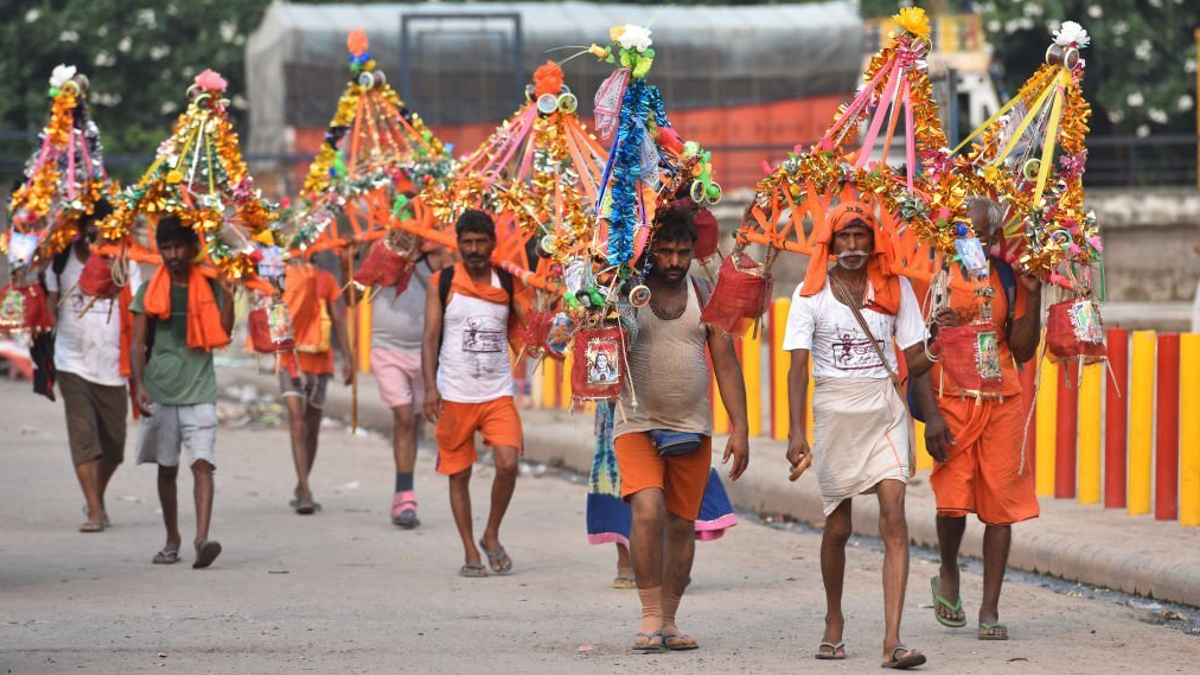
[800,200,901,316]
[142,265,231,352]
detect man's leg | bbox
[660,511,696,646]
[876,479,921,663]
[936,514,968,624]
[157,464,180,553]
[75,460,104,526]
[628,488,666,646]
[818,499,852,659]
[447,466,480,566]
[192,459,214,547]
[479,445,518,569]
[391,404,419,526]
[302,401,322,488]
[979,524,1012,630]
[282,394,310,501]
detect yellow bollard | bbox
[743,327,763,437]
[1128,331,1156,515]
[561,350,574,410]
[539,357,557,410]
[712,369,731,435]
[914,420,932,470]
[771,298,791,441]
[357,301,372,373]
[1035,357,1058,497]
[1078,363,1103,505]
[1180,334,1200,526]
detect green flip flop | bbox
[931,576,967,628]
[978,622,1009,640]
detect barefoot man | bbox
[784,201,933,668]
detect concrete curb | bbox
[222,368,1200,608]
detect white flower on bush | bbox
[1127,92,1144,107]
[49,64,77,89]
[1054,21,1090,48]
[1178,95,1194,112]
[614,24,653,52]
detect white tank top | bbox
[437,273,513,403]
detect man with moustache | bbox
[784,201,933,668]
[422,209,527,578]
[616,205,750,652]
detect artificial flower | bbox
[49,64,77,89]
[1054,21,1090,49]
[613,24,652,52]
[194,69,228,93]
[893,7,931,41]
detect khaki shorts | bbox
[279,371,331,409]
[58,371,127,467]
[136,403,218,469]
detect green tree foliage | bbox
[864,0,1199,137]
[0,1,271,183]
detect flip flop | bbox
[978,622,1009,640]
[881,645,927,669]
[152,548,180,565]
[930,576,967,628]
[662,629,699,651]
[632,631,663,652]
[295,495,319,515]
[79,520,104,533]
[815,641,846,660]
[612,568,637,589]
[478,538,513,575]
[192,540,222,569]
[458,563,488,578]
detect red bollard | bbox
[1020,361,1038,486]
[1055,361,1079,499]
[1156,334,1181,521]
[1105,329,1129,509]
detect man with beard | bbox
[131,216,235,569]
[784,201,932,668]
[912,196,1042,641]
[422,210,527,577]
[617,205,750,652]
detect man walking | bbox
[278,258,352,514]
[912,196,1042,641]
[131,216,234,568]
[784,200,930,668]
[371,244,446,528]
[44,199,140,532]
[422,210,526,577]
[616,205,749,652]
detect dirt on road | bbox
[1,380,1196,674]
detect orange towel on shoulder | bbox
[142,265,230,352]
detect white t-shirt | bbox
[45,252,142,387]
[436,272,513,403]
[782,277,925,379]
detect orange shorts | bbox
[614,432,712,521]
[434,397,523,476]
[930,394,1039,525]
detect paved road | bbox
[1,380,1196,674]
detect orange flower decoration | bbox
[533,61,564,97]
[347,30,369,57]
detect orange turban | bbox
[799,200,901,315]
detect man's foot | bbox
[192,539,222,569]
[612,567,636,589]
[815,641,846,660]
[978,622,1008,640]
[881,645,926,669]
[661,623,699,651]
[295,494,320,515]
[152,548,180,565]
[391,491,419,529]
[478,537,513,575]
[79,520,104,533]
[632,630,663,652]
[458,563,488,578]
[931,575,966,627]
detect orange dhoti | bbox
[929,395,1039,525]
